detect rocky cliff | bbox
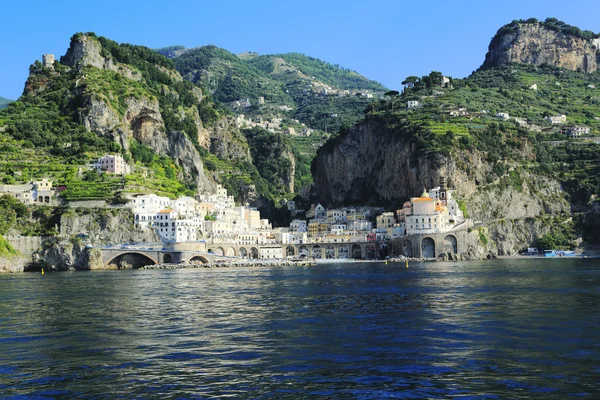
[59,208,157,244]
[313,117,457,206]
[52,34,218,192]
[28,208,156,271]
[482,19,600,72]
[312,113,572,256]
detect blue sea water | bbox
[1,258,599,398]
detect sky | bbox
[1,0,599,100]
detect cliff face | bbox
[312,117,571,256]
[482,22,600,72]
[59,208,157,245]
[61,34,142,80]
[313,119,460,206]
[26,208,156,272]
[55,34,216,192]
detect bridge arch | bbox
[312,245,322,259]
[402,239,413,257]
[190,255,209,264]
[108,252,156,269]
[226,247,236,257]
[351,244,362,259]
[250,247,259,259]
[298,245,309,258]
[162,254,172,264]
[239,247,248,258]
[286,246,295,257]
[338,245,349,259]
[444,235,458,254]
[366,244,377,259]
[325,245,335,259]
[421,237,436,258]
[217,247,225,256]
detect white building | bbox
[131,194,171,213]
[261,246,283,259]
[427,180,463,223]
[407,100,420,109]
[405,191,451,235]
[141,209,200,243]
[290,219,307,232]
[327,209,347,223]
[566,126,590,137]
[496,112,510,120]
[0,184,35,204]
[347,220,372,232]
[546,115,567,124]
[376,212,396,229]
[330,223,347,235]
[171,196,198,217]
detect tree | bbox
[401,76,419,89]
[384,90,400,112]
[429,71,443,87]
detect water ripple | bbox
[0,259,599,398]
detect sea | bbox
[1,258,599,399]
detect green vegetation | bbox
[2,61,118,161]
[0,195,28,236]
[0,96,12,110]
[173,46,293,104]
[249,52,387,91]
[457,200,469,219]
[0,33,228,201]
[166,45,385,133]
[0,235,18,256]
[155,45,186,58]
[318,60,600,241]
[536,232,574,250]
[478,229,489,246]
[243,127,294,198]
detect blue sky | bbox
[1,0,599,99]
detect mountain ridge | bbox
[482,18,600,72]
[312,18,600,253]
[0,96,12,109]
[0,32,302,211]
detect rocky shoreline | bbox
[142,259,317,269]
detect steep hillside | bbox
[0,33,298,207]
[0,96,12,109]
[158,45,387,195]
[247,52,386,91]
[162,45,386,133]
[313,61,600,253]
[482,18,600,72]
[170,45,293,105]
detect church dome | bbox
[421,190,429,198]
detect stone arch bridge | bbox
[101,229,469,268]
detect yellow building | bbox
[308,220,320,237]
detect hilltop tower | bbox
[42,54,55,68]
[439,177,448,205]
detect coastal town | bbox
[0,152,468,262]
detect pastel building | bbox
[94,155,130,175]
[290,219,308,232]
[376,212,396,229]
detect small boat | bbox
[544,250,578,258]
